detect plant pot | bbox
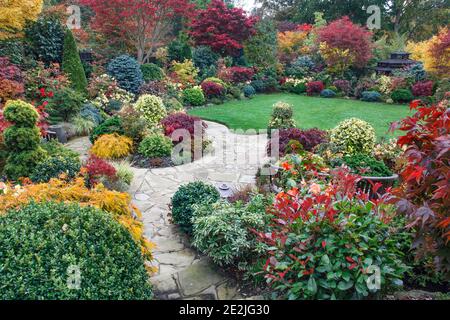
[359,174,399,198]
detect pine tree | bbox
[62,29,88,95]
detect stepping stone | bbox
[177,259,225,297]
[156,249,196,267]
[135,193,150,201]
[151,274,178,294]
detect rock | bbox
[394,290,443,300]
[153,236,185,253]
[135,193,151,201]
[217,281,239,300]
[177,259,225,297]
[151,274,178,294]
[167,293,181,300]
[156,249,196,267]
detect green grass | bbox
[188,93,411,139]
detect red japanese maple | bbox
[391,99,450,272]
[317,17,373,68]
[81,0,194,63]
[189,0,258,56]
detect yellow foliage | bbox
[0,177,155,262]
[91,133,133,159]
[406,27,450,78]
[319,42,355,75]
[171,59,198,86]
[278,31,310,55]
[0,0,43,39]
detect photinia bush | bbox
[254,168,411,300]
[391,99,450,273]
[412,80,434,97]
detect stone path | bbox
[66,121,269,300]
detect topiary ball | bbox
[391,89,414,103]
[138,134,173,158]
[182,87,206,106]
[0,201,153,300]
[243,85,256,98]
[330,118,376,155]
[171,181,220,234]
[107,55,144,94]
[140,63,164,82]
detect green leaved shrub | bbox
[0,201,153,300]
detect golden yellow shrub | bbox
[91,133,133,159]
[278,31,310,55]
[0,0,43,39]
[0,177,155,265]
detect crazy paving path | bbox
[67,121,269,300]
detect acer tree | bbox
[0,0,43,40]
[189,0,258,56]
[81,0,194,64]
[316,17,373,69]
[392,100,450,274]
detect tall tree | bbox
[62,29,88,95]
[0,0,44,39]
[190,0,258,56]
[81,0,194,63]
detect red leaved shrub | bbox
[392,99,450,273]
[267,127,328,156]
[412,80,434,97]
[317,17,373,68]
[84,155,117,186]
[333,79,352,95]
[201,81,225,98]
[160,112,207,142]
[306,81,324,96]
[219,66,254,84]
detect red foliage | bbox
[267,128,329,157]
[429,28,450,78]
[0,57,24,107]
[201,81,224,98]
[160,112,207,142]
[391,99,450,272]
[84,155,117,186]
[412,80,434,97]
[306,81,324,96]
[333,79,352,95]
[317,17,373,68]
[81,0,193,63]
[189,0,258,56]
[218,66,254,84]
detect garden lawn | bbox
[188,94,411,139]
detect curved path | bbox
[66,121,269,300]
